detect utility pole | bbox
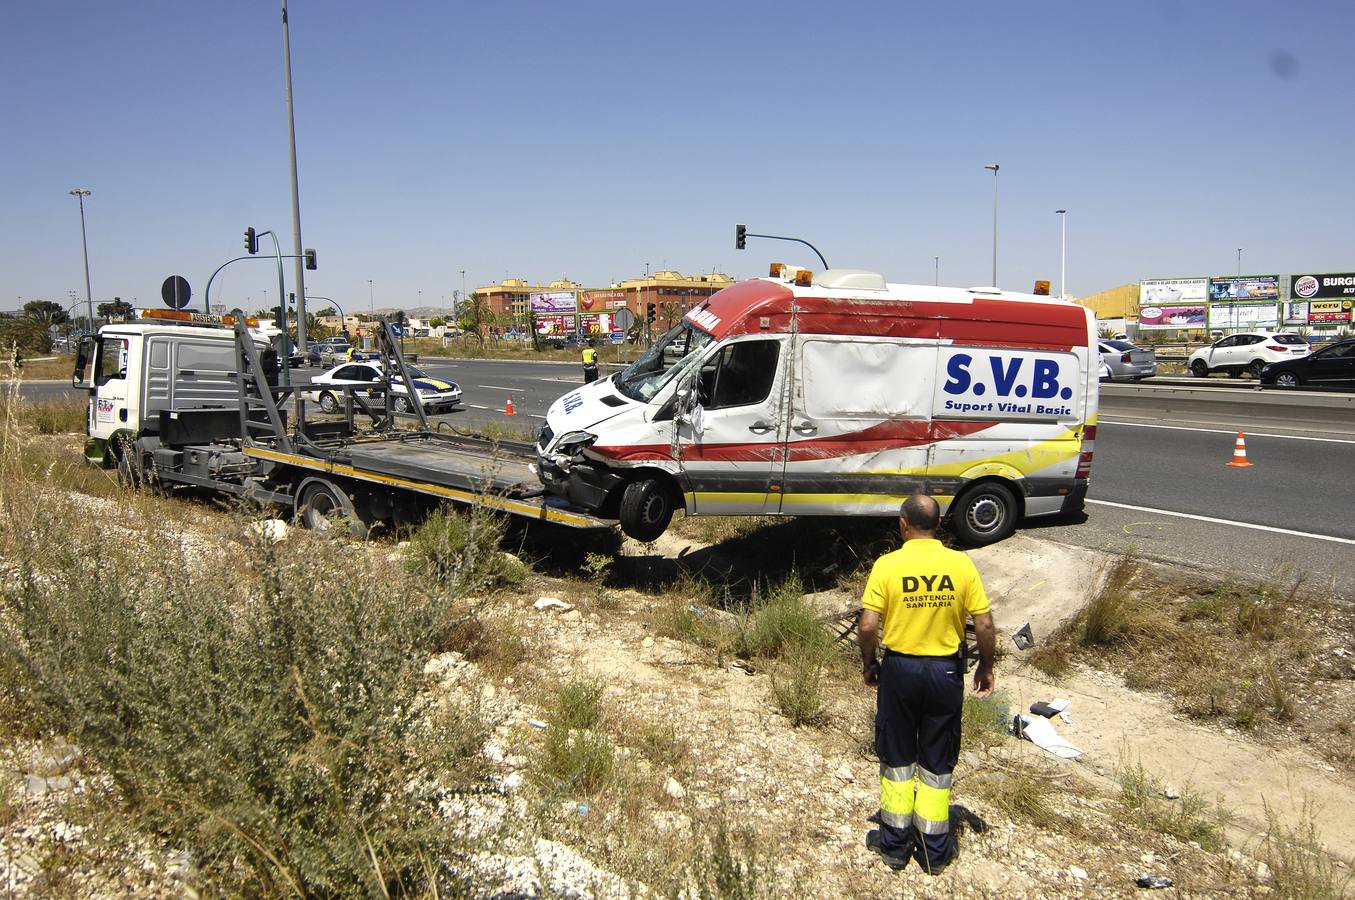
[69,189,94,329]
[1237,248,1242,277]
[280,0,308,351]
[1056,209,1068,299]
[934,255,939,286]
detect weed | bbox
[1026,641,1072,679]
[671,514,777,546]
[682,814,781,900]
[966,760,1056,825]
[0,494,490,895]
[1260,799,1350,899]
[405,503,525,591]
[5,394,89,435]
[437,608,532,678]
[652,594,735,655]
[961,691,1012,751]
[631,719,690,768]
[581,552,620,610]
[735,573,833,661]
[770,650,829,728]
[538,677,614,794]
[1080,555,1137,646]
[1115,756,1226,851]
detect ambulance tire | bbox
[949,482,1018,547]
[619,477,676,542]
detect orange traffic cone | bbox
[1225,431,1253,468]
[504,395,516,416]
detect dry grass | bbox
[670,514,778,546]
[1116,756,1228,851]
[1259,799,1351,899]
[5,354,77,381]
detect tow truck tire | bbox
[619,477,676,542]
[318,391,340,413]
[298,480,370,538]
[948,481,1018,548]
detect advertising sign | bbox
[1284,301,1309,325]
[1138,304,1206,329]
[1138,278,1207,329]
[1208,275,1279,302]
[534,314,572,335]
[577,313,612,336]
[1207,302,1280,330]
[581,290,626,311]
[1308,299,1353,324]
[1291,273,1355,300]
[529,291,577,314]
[1139,277,1208,307]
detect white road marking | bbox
[1086,499,1355,546]
[479,384,527,392]
[1098,418,1355,445]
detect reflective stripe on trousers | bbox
[879,763,915,828]
[914,766,951,834]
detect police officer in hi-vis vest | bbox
[858,494,995,874]
[581,345,599,383]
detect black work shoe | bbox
[865,829,911,871]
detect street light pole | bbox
[368,279,374,314]
[934,256,939,287]
[1056,209,1068,299]
[280,0,308,353]
[69,189,94,329]
[1237,248,1242,277]
[984,164,1000,286]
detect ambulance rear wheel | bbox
[619,477,675,542]
[949,482,1017,547]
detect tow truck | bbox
[73,307,611,536]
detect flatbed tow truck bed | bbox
[242,431,612,530]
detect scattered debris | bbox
[664,777,686,800]
[1163,784,1181,800]
[1011,622,1035,650]
[533,597,574,612]
[1069,865,1088,880]
[1135,874,1173,889]
[246,519,289,543]
[1012,715,1085,760]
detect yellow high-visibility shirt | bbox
[582,348,597,365]
[861,538,989,656]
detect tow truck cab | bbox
[72,309,272,469]
[536,265,1099,545]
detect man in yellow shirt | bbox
[858,494,995,874]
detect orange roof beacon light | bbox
[794,269,814,287]
[138,308,258,328]
[1033,280,1051,296]
[769,262,785,277]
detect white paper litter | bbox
[1016,715,1085,759]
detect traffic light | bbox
[244,226,258,255]
[646,302,656,324]
[304,248,317,270]
[735,223,746,250]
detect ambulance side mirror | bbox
[672,387,693,425]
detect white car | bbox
[1187,331,1310,379]
[305,361,462,414]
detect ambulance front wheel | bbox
[619,477,676,542]
[949,482,1018,547]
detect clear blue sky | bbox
[3,0,1352,315]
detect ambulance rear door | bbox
[675,335,789,515]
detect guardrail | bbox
[1100,382,1355,432]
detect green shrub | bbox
[405,503,524,591]
[961,691,1012,750]
[770,650,830,728]
[735,574,831,661]
[1260,799,1350,899]
[683,815,780,900]
[538,677,614,794]
[0,500,488,895]
[1116,757,1226,851]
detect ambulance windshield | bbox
[615,322,713,402]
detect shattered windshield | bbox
[615,323,714,402]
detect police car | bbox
[305,361,462,414]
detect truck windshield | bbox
[615,323,713,402]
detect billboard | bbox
[578,313,613,336]
[534,314,573,335]
[580,290,626,312]
[1284,301,1308,325]
[1308,299,1353,324]
[1208,275,1279,302]
[529,291,577,314]
[1207,302,1279,330]
[1138,278,1207,330]
[1291,273,1355,301]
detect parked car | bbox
[1187,331,1310,379]
[318,340,352,367]
[288,341,322,368]
[1098,339,1157,381]
[304,361,462,414]
[1259,338,1355,389]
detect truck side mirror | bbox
[72,337,94,390]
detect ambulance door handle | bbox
[792,420,818,435]
[748,420,776,434]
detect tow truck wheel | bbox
[318,391,340,414]
[948,482,1018,548]
[619,477,676,542]
[299,480,369,538]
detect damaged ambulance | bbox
[535,264,1098,545]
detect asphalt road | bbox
[25,361,1355,596]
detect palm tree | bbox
[459,295,492,347]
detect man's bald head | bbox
[899,494,940,533]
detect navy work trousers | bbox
[875,651,963,871]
